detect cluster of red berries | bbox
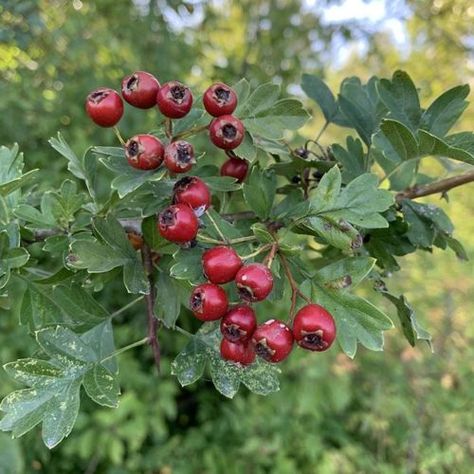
[85,71,249,180]
[189,246,337,365]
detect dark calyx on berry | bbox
[223,324,244,341]
[159,208,175,227]
[222,124,237,139]
[176,142,193,164]
[171,84,186,102]
[300,330,327,351]
[191,291,203,312]
[254,339,275,360]
[174,176,193,191]
[215,87,231,103]
[126,140,139,157]
[89,90,108,103]
[237,286,254,302]
[295,148,309,159]
[125,74,139,91]
[291,175,301,183]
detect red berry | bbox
[220,305,257,343]
[293,304,336,352]
[190,283,228,321]
[164,141,195,173]
[156,81,193,118]
[121,71,160,109]
[235,263,273,302]
[125,134,164,170]
[220,339,255,366]
[173,177,211,216]
[220,157,248,183]
[202,246,242,284]
[158,203,198,243]
[203,82,238,117]
[85,88,123,127]
[209,115,244,150]
[252,319,294,363]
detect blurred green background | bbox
[1,1,473,472]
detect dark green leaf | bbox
[243,166,276,219]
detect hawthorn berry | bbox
[85,88,123,127]
[220,339,255,366]
[121,71,160,109]
[202,246,242,284]
[156,81,193,118]
[164,141,195,173]
[209,115,244,150]
[235,263,273,302]
[203,82,238,117]
[220,156,249,182]
[190,283,228,321]
[172,176,211,216]
[220,305,257,343]
[292,304,336,352]
[158,203,199,243]
[252,319,294,363]
[125,134,164,170]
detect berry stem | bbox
[205,210,228,244]
[141,243,161,373]
[197,233,256,245]
[241,243,272,260]
[110,296,143,319]
[279,252,311,321]
[314,120,329,143]
[165,118,173,139]
[113,126,126,146]
[172,124,209,141]
[99,337,149,364]
[263,243,279,268]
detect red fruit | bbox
[158,203,199,243]
[156,81,193,118]
[220,157,248,183]
[173,176,211,216]
[209,115,244,150]
[85,88,123,127]
[121,71,160,109]
[235,263,273,302]
[125,134,164,170]
[202,246,242,284]
[190,283,228,321]
[252,319,294,363]
[220,339,255,366]
[203,82,238,117]
[164,141,195,173]
[220,305,257,343]
[293,304,337,352]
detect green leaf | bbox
[155,271,184,328]
[309,165,341,212]
[0,323,119,449]
[0,169,39,198]
[421,84,469,137]
[315,257,376,290]
[377,70,421,131]
[0,236,29,289]
[170,248,203,282]
[209,356,241,398]
[418,130,474,165]
[243,166,276,219]
[202,176,241,192]
[171,337,207,386]
[234,132,257,162]
[240,83,281,117]
[0,144,25,209]
[305,216,362,252]
[377,286,432,349]
[331,137,366,183]
[245,99,309,139]
[301,74,338,122]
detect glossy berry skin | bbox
[220,305,257,343]
[121,71,160,109]
[293,304,336,352]
[158,203,199,243]
[235,263,273,302]
[190,283,228,321]
[202,246,242,284]
[156,81,193,118]
[252,319,294,363]
[220,339,255,366]
[164,141,195,173]
[173,177,211,216]
[85,88,123,127]
[125,134,164,170]
[220,157,249,183]
[203,83,238,117]
[209,115,244,150]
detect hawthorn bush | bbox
[0,69,473,451]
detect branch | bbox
[396,170,474,202]
[141,243,161,373]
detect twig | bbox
[241,243,272,260]
[314,121,329,143]
[279,252,311,322]
[113,126,126,146]
[165,118,173,139]
[396,170,474,201]
[172,124,209,141]
[141,243,161,372]
[263,243,278,268]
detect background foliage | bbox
[0,0,473,472]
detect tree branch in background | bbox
[141,243,161,373]
[396,170,474,202]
